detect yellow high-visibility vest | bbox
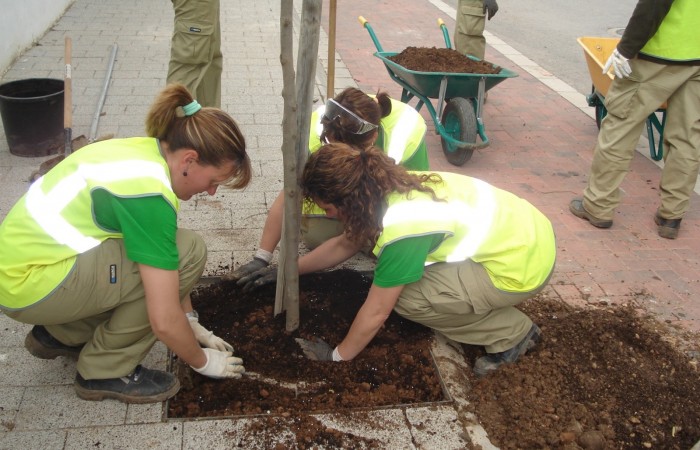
[374,171,556,293]
[640,0,700,62]
[0,137,179,309]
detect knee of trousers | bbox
[177,229,207,273]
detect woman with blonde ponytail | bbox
[0,83,251,403]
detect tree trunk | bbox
[276,0,322,332]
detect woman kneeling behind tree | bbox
[0,83,251,403]
[289,143,556,376]
[225,87,429,283]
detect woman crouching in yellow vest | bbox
[0,83,251,403]
[256,142,555,376]
[224,87,430,283]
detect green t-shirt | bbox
[91,189,179,270]
[374,128,430,171]
[373,234,443,288]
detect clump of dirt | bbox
[228,414,381,449]
[167,270,444,419]
[388,46,501,74]
[462,295,700,450]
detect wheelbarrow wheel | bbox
[440,97,477,166]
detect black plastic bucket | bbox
[0,78,64,157]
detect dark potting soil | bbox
[388,46,501,74]
[167,269,444,419]
[167,269,700,449]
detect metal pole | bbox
[89,43,118,142]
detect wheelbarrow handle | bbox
[358,15,383,52]
[437,18,453,49]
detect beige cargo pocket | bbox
[420,280,475,315]
[457,5,486,37]
[603,78,641,120]
[171,21,214,65]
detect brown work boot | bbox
[473,324,542,377]
[654,212,681,239]
[25,325,83,360]
[569,198,612,228]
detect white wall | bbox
[0,0,74,76]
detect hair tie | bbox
[359,148,369,164]
[177,100,202,117]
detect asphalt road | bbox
[435,0,638,95]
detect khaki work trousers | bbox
[454,0,486,60]
[167,0,222,108]
[7,229,207,380]
[394,259,553,353]
[300,217,344,250]
[583,60,700,221]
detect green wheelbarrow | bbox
[359,16,518,166]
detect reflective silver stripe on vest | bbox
[314,106,325,137]
[386,106,419,163]
[25,160,171,253]
[382,179,496,263]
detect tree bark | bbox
[276,0,322,332]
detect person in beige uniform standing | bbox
[570,0,700,239]
[167,0,222,108]
[453,0,498,60]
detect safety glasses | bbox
[322,98,378,135]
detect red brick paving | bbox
[321,0,700,337]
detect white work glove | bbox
[188,316,234,352]
[192,348,245,379]
[603,48,632,79]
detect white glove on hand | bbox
[192,348,245,379]
[603,48,632,79]
[188,316,234,352]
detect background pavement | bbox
[0,0,698,449]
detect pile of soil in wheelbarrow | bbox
[388,46,501,74]
[168,269,700,449]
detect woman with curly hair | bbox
[0,83,251,403]
[290,143,556,376]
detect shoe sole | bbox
[74,378,180,404]
[569,199,612,228]
[24,332,81,360]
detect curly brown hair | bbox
[301,143,442,246]
[319,87,392,149]
[145,83,251,189]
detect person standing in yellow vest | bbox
[570,0,700,239]
[247,143,556,376]
[0,83,251,403]
[167,0,222,108]
[224,87,430,284]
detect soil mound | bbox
[388,46,501,74]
